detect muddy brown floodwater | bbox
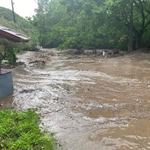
[1,49,150,150]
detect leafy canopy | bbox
[33,0,150,50]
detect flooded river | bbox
[1,49,150,149]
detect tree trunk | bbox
[135,32,143,49]
[128,0,133,51]
[13,54,16,63]
[146,40,150,48]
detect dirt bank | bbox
[1,49,150,150]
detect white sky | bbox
[0,0,38,18]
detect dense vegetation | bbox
[0,7,38,63]
[0,109,56,150]
[33,0,150,51]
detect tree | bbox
[103,0,150,49]
[0,40,18,64]
[33,0,150,50]
[129,0,133,51]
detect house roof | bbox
[0,25,30,42]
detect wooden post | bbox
[11,0,16,23]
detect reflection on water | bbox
[1,50,150,149]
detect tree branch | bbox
[144,21,150,30]
[146,10,150,15]
[138,0,145,29]
[0,52,5,60]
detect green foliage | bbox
[115,35,129,50]
[33,0,150,51]
[0,40,20,63]
[6,48,18,63]
[23,42,40,52]
[0,109,56,150]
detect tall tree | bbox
[33,0,150,50]
[129,0,133,51]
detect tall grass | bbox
[0,109,56,150]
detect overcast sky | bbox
[0,0,38,18]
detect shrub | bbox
[0,109,56,150]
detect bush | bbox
[7,48,18,63]
[23,42,40,52]
[0,109,56,150]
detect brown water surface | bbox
[1,49,150,150]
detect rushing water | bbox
[1,49,150,150]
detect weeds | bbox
[0,109,56,150]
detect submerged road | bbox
[1,49,150,150]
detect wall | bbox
[0,72,14,98]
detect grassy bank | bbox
[0,109,56,150]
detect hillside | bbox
[0,7,38,42]
[0,7,39,63]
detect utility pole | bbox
[11,0,16,23]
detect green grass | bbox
[0,109,56,150]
